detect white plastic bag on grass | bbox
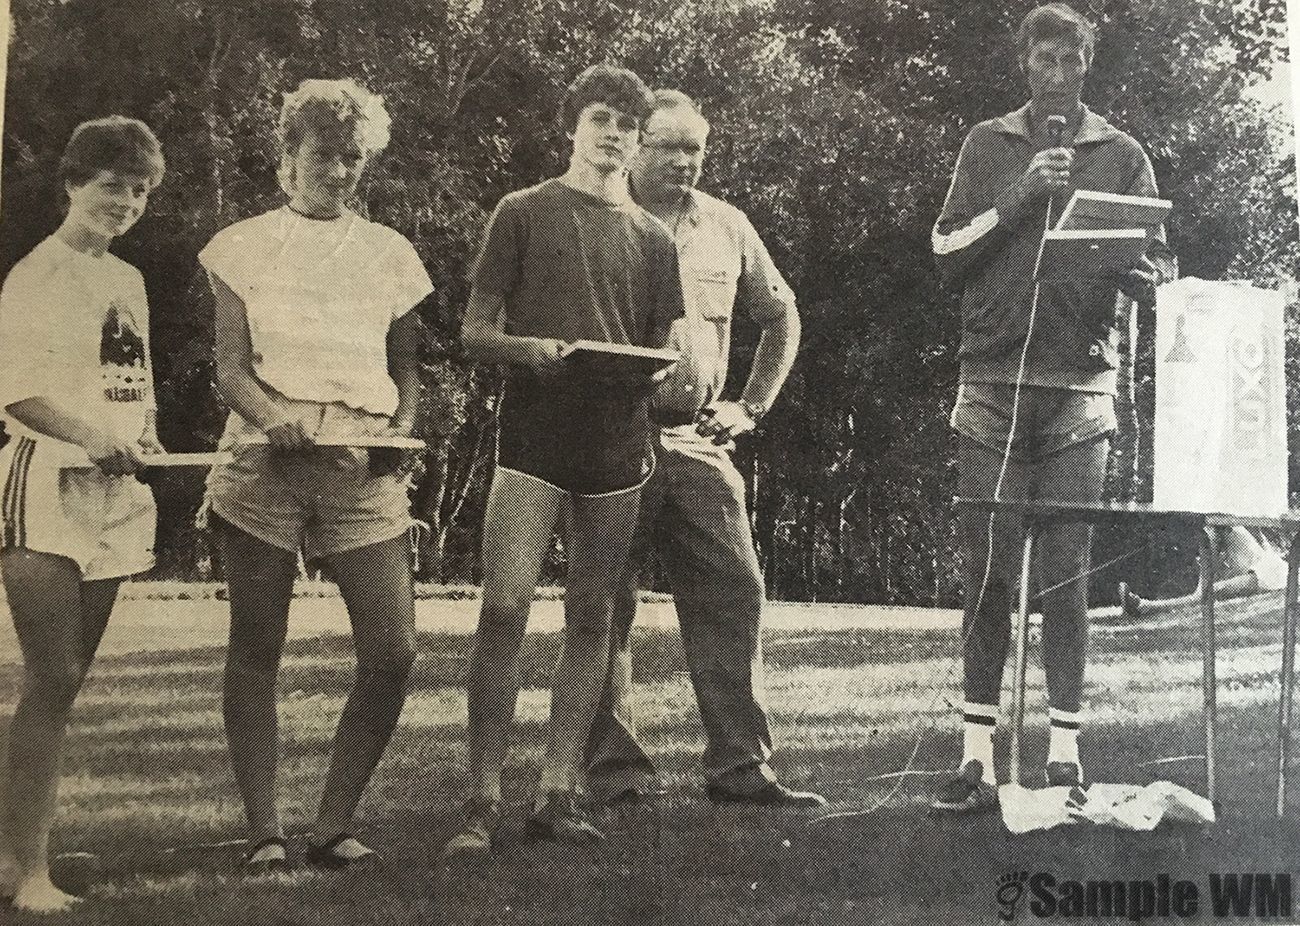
[999,781,1214,834]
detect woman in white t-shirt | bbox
[200,80,432,874]
[0,117,165,913]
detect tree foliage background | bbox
[1,0,1294,604]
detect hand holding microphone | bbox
[1022,113,1073,198]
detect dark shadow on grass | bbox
[4,599,1300,924]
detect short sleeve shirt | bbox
[470,179,685,493]
[471,179,683,347]
[200,207,433,416]
[654,189,795,419]
[0,236,153,465]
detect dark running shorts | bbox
[497,370,655,496]
[951,382,1116,462]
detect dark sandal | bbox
[304,833,382,870]
[243,837,289,876]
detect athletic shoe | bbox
[524,790,605,845]
[1043,761,1085,788]
[930,760,998,813]
[439,798,500,863]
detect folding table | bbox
[956,499,1300,816]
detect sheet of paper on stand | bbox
[1054,189,1172,231]
[1036,228,1151,281]
[999,782,1216,834]
[1154,278,1289,516]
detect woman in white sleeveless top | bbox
[199,79,432,874]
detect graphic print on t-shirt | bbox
[101,300,148,403]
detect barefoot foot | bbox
[13,874,81,914]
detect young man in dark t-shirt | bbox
[443,64,684,858]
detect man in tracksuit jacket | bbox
[929,2,1172,812]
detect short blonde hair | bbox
[278,78,392,157]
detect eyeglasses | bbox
[641,142,704,155]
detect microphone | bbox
[1045,113,1067,148]
[1044,114,1069,218]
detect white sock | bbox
[1048,707,1082,766]
[961,702,998,783]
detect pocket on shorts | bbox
[1042,391,1117,448]
[949,383,1015,449]
[224,443,275,475]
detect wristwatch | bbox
[739,399,767,422]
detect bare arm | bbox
[387,310,424,433]
[696,308,801,445]
[366,309,429,476]
[5,397,142,474]
[741,302,801,413]
[459,285,563,373]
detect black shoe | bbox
[524,791,605,845]
[1043,761,1085,788]
[304,833,382,871]
[706,779,827,808]
[243,837,289,877]
[930,761,998,814]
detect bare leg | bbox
[538,486,641,794]
[217,523,297,846]
[465,470,565,801]
[0,549,117,913]
[0,741,13,897]
[1037,437,1109,714]
[585,468,663,786]
[313,535,415,844]
[957,436,1031,708]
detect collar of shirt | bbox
[990,103,1122,146]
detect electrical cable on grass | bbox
[808,173,1177,824]
[810,210,1054,827]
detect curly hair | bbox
[278,78,392,157]
[558,65,654,134]
[1018,3,1096,67]
[58,116,165,190]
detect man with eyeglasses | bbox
[585,89,823,807]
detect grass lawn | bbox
[0,589,1298,924]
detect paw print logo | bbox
[996,871,1029,921]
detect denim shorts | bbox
[205,401,411,559]
[951,382,1117,463]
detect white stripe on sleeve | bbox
[932,208,1000,256]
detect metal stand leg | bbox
[1200,527,1218,804]
[1009,527,1036,787]
[1276,534,1300,817]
